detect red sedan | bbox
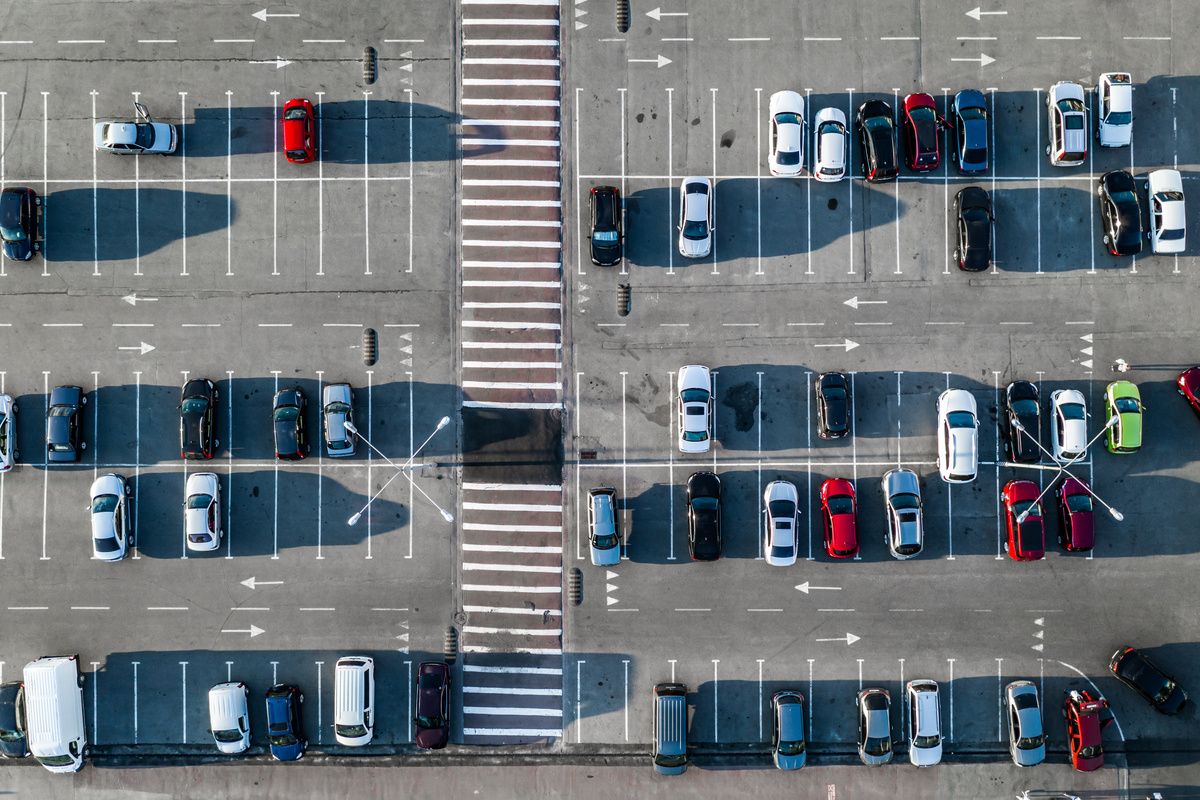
[1179,367,1200,420]
[820,478,858,558]
[1003,480,1044,561]
[282,98,316,163]
[1064,690,1110,772]
[901,93,943,171]
[1056,478,1095,551]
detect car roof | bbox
[777,697,804,740]
[885,468,919,497]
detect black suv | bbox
[1003,381,1041,463]
[272,389,309,460]
[1110,647,1188,715]
[589,186,623,266]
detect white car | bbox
[1095,73,1132,148]
[94,102,177,155]
[89,473,131,561]
[677,177,713,258]
[185,472,222,552]
[936,389,979,483]
[207,682,250,754]
[813,107,848,182]
[763,480,798,567]
[1146,168,1186,254]
[1050,389,1088,463]
[1046,82,1087,167]
[907,680,943,767]
[768,91,805,177]
[677,365,712,453]
[0,394,16,472]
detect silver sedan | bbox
[882,468,923,559]
[322,383,356,458]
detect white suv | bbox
[1095,73,1132,148]
[936,389,979,483]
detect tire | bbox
[1097,186,1104,197]
[80,441,87,450]
[11,404,15,413]
[34,197,41,206]
[1045,145,1050,155]
[1103,234,1110,245]
[125,483,131,495]
[82,745,91,758]
[78,672,86,688]
[300,694,305,703]
[81,396,87,405]
[13,451,18,460]
[214,389,220,400]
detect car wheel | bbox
[1045,145,1050,155]
[125,483,131,495]
[1103,234,1110,245]
[34,196,41,206]
[214,388,219,399]
[78,672,86,688]
[81,396,87,405]
[82,745,91,758]
[13,451,18,460]
[300,694,305,703]
[1097,186,1104,197]
[10,404,15,413]
[33,243,39,251]
[81,441,87,450]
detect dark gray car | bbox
[46,385,85,463]
[322,383,355,458]
[951,89,989,173]
[856,687,893,766]
[771,691,806,770]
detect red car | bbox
[1056,478,1095,551]
[1064,690,1110,772]
[901,93,944,171]
[1003,480,1044,561]
[413,661,450,750]
[282,98,316,163]
[820,478,858,558]
[1179,367,1200,420]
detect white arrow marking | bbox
[221,625,265,637]
[629,55,673,68]
[252,9,300,21]
[951,54,996,67]
[795,582,842,594]
[575,7,587,16]
[606,583,618,592]
[249,57,293,69]
[122,293,158,306]
[1081,359,1094,369]
[574,20,587,29]
[816,632,860,645]
[966,6,1008,19]
[1034,630,1044,639]
[646,6,688,19]
[606,595,619,605]
[1031,643,1044,652]
[397,633,409,642]
[1080,333,1094,342]
[844,296,887,310]
[1034,618,1044,626]
[118,342,156,355]
[606,570,619,580]
[813,339,860,352]
[1081,347,1093,356]
[241,576,284,590]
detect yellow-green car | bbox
[1105,381,1142,453]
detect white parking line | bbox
[225,370,234,558]
[315,91,324,276]
[366,369,373,558]
[463,19,560,26]
[462,647,562,656]
[463,39,559,47]
[666,86,674,275]
[464,137,559,147]
[462,99,560,108]
[131,661,139,743]
[40,372,48,560]
[463,259,562,269]
[462,501,560,512]
[464,626,562,637]
[41,91,47,275]
[462,583,561,593]
[711,87,719,276]
[179,661,188,742]
[847,89,855,274]
[463,544,562,554]
[464,179,561,188]
[463,57,559,66]
[90,90,98,276]
[179,92,188,276]
[463,301,560,309]
[463,523,561,532]
[363,91,372,276]
[463,563,562,573]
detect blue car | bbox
[265,684,306,761]
[951,90,989,173]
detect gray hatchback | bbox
[771,691,806,770]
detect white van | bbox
[207,682,250,754]
[334,656,374,746]
[23,655,87,773]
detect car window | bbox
[188,493,212,510]
[1060,403,1085,421]
[284,106,308,121]
[946,410,975,428]
[826,496,854,515]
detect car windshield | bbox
[94,536,120,553]
[1011,399,1038,416]
[681,389,709,404]
[213,728,243,743]
[1,223,24,241]
[1018,734,1045,749]
[775,112,801,126]
[274,405,300,422]
[593,533,618,549]
[775,150,800,166]
[1065,493,1092,513]
[1156,191,1185,203]
[655,752,687,768]
[0,418,6,450]
[49,405,74,417]
[864,116,891,131]
[826,496,854,515]
[823,387,846,401]
[890,492,919,511]
[864,736,891,756]
[40,755,76,766]
[683,430,708,442]
[959,106,986,122]
[1060,403,1085,420]
[593,230,618,243]
[284,106,308,121]
[1057,97,1085,113]
[181,397,208,414]
[1154,680,1179,704]
[336,723,368,738]
[0,726,21,742]
[1159,228,1185,240]
[187,493,212,510]
[1114,397,1140,414]
[91,494,119,513]
[818,121,843,136]
[768,500,795,518]
[1011,500,1040,519]
[270,732,298,747]
[1078,743,1103,760]
[286,149,309,160]
[691,497,718,513]
[325,402,350,414]
[188,532,212,543]
[49,443,73,452]
[778,739,805,756]
[963,147,987,163]
[914,734,940,749]
[947,410,975,428]
[1104,111,1132,125]
[1111,189,1138,206]
[682,219,708,239]
[328,438,352,450]
[417,713,444,729]
[134,124,156,149]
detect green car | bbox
[1105,380,1142,453]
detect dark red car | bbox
[1055,478,1094,551]
[414,661,450,750]
[901,93,944,172]
[1064,690,1110,772]
[282,98,316,163]
[820,478,858,558]
[1003,480,1044,561]
[1179,367,1200,420]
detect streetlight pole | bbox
[344,416,454,525]
[1012,416,1123,523]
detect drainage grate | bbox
[568,568,582,606]
[617,283,631,316]
[362,46,377,84]
[616,0,630,33]
[362,328,378,366]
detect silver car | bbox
[1005,681,1046,767]
[882,468,923,559]
[185,472,222,552]
[907,680,943,767]
[771,691,806,770]
[94,102,177,155]
[322,383,356,458]
[1046,82,1087,167]
[763,480,798,567]
[856,688,893,766]
[677,177,713,258]
[587,487,620,567]
[89,473,131,562]
[0,394,16,472]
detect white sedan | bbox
[813,107,848,182]
[94,102,177,155]
[763,480,798,567]
[185,472,222,552]
[0,394,16,472]
[90,473,131,561]
[1095,72,1132,148]
[1146,168,1186,254]
[677,177,713,258]
[936,389,979,484]
[1050,389,1088,463]
[768,91,805,177]
[677,365,712,453]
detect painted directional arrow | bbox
[844,296,887,310]
[952,54,996,67]
[122,293,158,306]
[816,632,860,645]
[252,9,300,21]
[646,7,688,20]
[795,582,842,594]
[965,6,1008,19]
[629,55,673,68]
[249,56,293,69]
[241,576,284,590]
[814,339,860,352]
[118,342,156,355]
[222,625,265,637]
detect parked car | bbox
[1099,169,1143,256]
[951,89,988,173]
[1046,82,1087,166]
[1145,168,1186,254]
[856,688,893,766]
[1005,681,1045,767]
[207,682,250,754]
[937,389,979,483]
[179,378,217,460]
[273,388,309,460]
[282,98,316,163]
[771,691,806,770]
[882,468,923,559]
[1003,380,1041,463]
[1104,380,1142,453]
[813,107,848,182]
[816,372,850,438]
[0,187,40,261]
[1178,367,1200,420]
[1064,690,1109,772]
[589,186,623,266]
[1050,389,1088,463]
[677,177,714,258]
[652,683,688,775]
[677,365,712,453]
[907,680,943,767]
[89,473,132,561]
[1055,478,1095,551]
[953,186,993,271]
[1109,647,1188,715]
[0,681,29,758]
[686,472,722,561]
[94,102,177,154]
[587,487,621,567]
[901,93,942,171]
[414,662,451,750]
[763,480,798,567]
[46,386,85,463]
[0,394,18,472]
[855,100,898,182]
[1095,72,1132,148]
[768,91,805,176]
[185,472,222,552]
[321,383,355,458]
[820,478,858,559]
[1003,480,1045,561]
[264,684,306,761]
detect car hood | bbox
[415,724,449,750]
[910,740,942,767]
[590,541,620,566]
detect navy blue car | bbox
[0,682,29,759]
[951,90,989,174]
[0,187,40,261]
[265,684,306,761]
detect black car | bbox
[46,385,86,463]
[1109,647,1188,715]
[589,186,623,266]
[953,187,993,272]
[0,682,28,759]
[264,684,306,761]
[855,100,898,183]
[1004,381,1041,463]
[951,90,989,173]
[1099,169,1143,256]
[272,389,309,460]
[414,661,451,750]
[686,471,722,561]
[0,187,40,261]
[179,378,217,460]
[816,372,850,438]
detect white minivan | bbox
[334,656,375,746]
[23,655,87,773]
